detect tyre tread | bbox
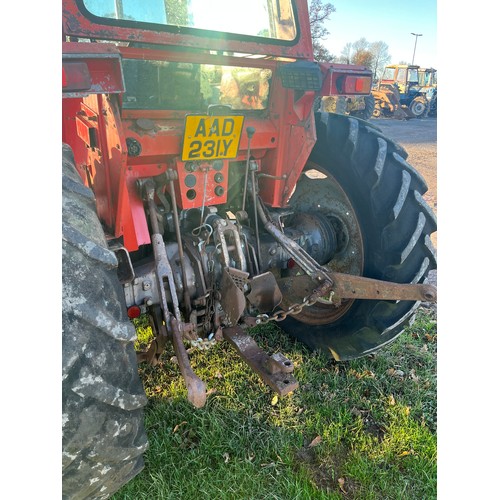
[62,144,148,499]
[282,114,437,360]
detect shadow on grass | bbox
[115,308,436,500]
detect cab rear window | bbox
[122,59,272,111]
[82,0,297,41]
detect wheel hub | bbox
[288,212,337,265]
[282,163,364,325]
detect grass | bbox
[114,308,437,500]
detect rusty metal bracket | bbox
[170,317,207,408]
[145,181,207,408]
[220,267,247,325]
[279,271,437,304]
[256,197,333,287]
[247,271,283,313]
[223,326,298,396]
[329,272,437,302]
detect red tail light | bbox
[62,62,92,91]
[344,76,372,94]
[319,64,373,97]
[127,305,142,319]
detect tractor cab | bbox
[418,67,437,88]
[380,64,420,98]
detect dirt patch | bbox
[294,443,360,497]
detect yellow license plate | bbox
[181,115,244,161]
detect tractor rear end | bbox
[62,1,437,497]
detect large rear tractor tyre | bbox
[62,144,148,499]
[281,114,437,360]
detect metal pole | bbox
[411,33,422,65]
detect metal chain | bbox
[189,335,217,351]
[255,295,320,324]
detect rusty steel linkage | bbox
[223,326,298,396]
[278,271,436,305]
[145,180,207,408]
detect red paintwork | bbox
[173,159,230,209]
[63,42,124,96]
[62,0,372,252]
[62,0,314,60]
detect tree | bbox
[352,37,369,53]
[351,37,372,66]
[369,41,391,80]
[353,49,373,68]
[339,37,392,80]
[308,0,336,62]
[340,42,353,64]
[339,38,373,67]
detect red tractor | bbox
[62,1,437,497]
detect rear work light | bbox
[279,61,323,91]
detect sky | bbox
[320,0,437,68]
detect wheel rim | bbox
[283,162,364,325]
[411,100,426,116]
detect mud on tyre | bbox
[280,114,437,360]
[62,144,148,499]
